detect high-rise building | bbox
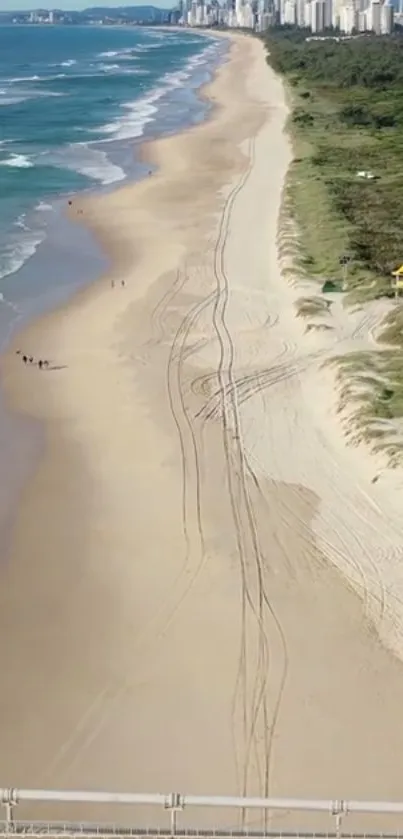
[235,0,244,24]
[323,0,332,26]
[260,8,275,25]
[331,0,340,27]
[340,3,356,30]
[284,0,297,22]
[296,0,307,25]
[310,0,325,29]
[304,0,312,26]
[369,0,381,32]
[188,0,197,24]
[381,0,393,32]
[195,2,205,24]
[358,9,367,28]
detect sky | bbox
[1,0,171,9]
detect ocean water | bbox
[0,25,226,312]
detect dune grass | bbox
[295,295,332,318]
[325,349,403,464]
[266,32,403,464]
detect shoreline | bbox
[3,31,403,818]
[0,27,225,560]
[0,27,224,337]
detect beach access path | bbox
[2,33,403,832]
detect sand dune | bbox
[2,33,403,835]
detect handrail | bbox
[1,789,403,839]
[2,791,403,815]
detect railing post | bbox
[1,789,18,834]
[331,799,347,839]
[165,793,184,836]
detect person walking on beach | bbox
[22,355,27,364]
[38,360,43,370]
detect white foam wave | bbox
[0,153,33,169]
[51,143,125,186]
[37,90,66,97]
[8,75,40,83]
[6,73,65,86]
[97,89,161,141]
[0,229,44,282]
[0,95,29,105]
[121,68,150,76]
[61,59,77,67]
[95,42,215,143]
[33,74,67,83]
[0,83,65,104]
[139,42,162,49]
[15,213,29,231]
[97,63,120,72]
[163,68,191,88]
[98,48,141,60]
[36,201,53,212]
[132,44,156,53]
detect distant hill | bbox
[80,5,171,20]
[83,5,168,17]
[0,5,174,23]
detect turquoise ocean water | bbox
[0,25,224,304]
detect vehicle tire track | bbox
[209,136,288,821]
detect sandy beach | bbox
[3,31,403,833]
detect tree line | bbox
[264,30,403,280]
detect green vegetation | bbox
[325,349,403,465]
[265,30,403,288]
[264,31,403,462]
[295,295,332,318]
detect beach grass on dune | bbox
[266,31,403,464]
[295,295,332,319]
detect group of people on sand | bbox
[16,350,49,370]
[68,199,83,216]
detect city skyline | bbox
[180,0,395,38]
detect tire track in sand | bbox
[209,136,289,823]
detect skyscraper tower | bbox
[324,0,332,26]
[381,0,393,32]
[235,0,244,25]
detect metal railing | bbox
[1,789,403,839]
[1,826,403,839]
